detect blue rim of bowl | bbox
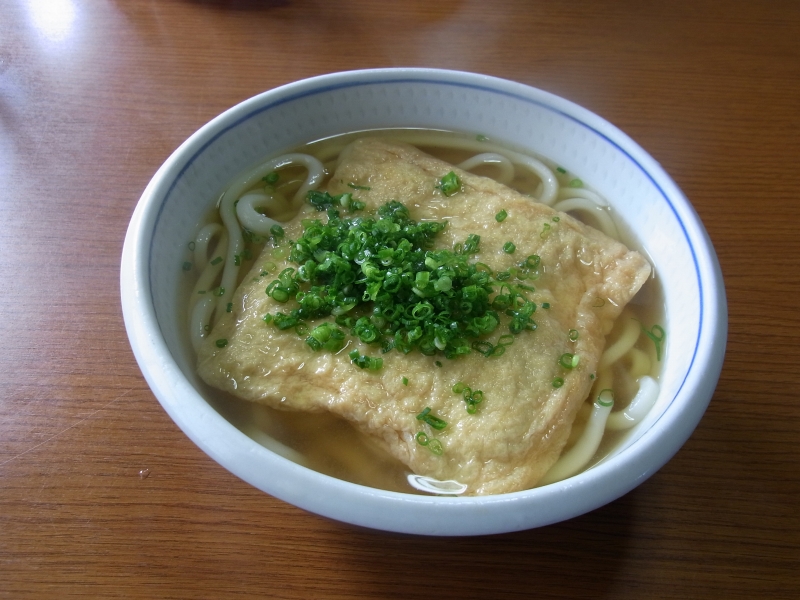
[128,68,723,534]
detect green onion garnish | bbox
[262,171,280,184]
[597,389,614,408]
[556,166,566,174]
[642,323,666,361]
[182,261,192,271]
[427,438,444,455]
[552,377,564,388]
[347,182,371,190]
[348,349,383,371]
[226,302,233,313]
[559,353,580,369]
[270,224,285,238]
[476,134,488,142]
[569,178,583,188]
[495,209,508,222]
[568,329,579,341]
[437,171,461,196]
[215,339,228,348]
[402,376,408,386]
[453,382,484,413]
[210,256,223,266]
[416,432,444,455]
[503,241,516,254]
[260,199,543,367]
[307,190,363,212]
[416,407,447,430]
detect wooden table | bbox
[2,0,798,597]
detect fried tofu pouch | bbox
[197,138,651,495]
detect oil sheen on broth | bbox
[184,129,664,494]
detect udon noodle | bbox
[184,130,664,494]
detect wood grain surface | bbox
[1,0,798,597]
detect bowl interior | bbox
[125,69,722,534]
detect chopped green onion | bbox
[471,340,494,357]
[270,224,285,238]
[597,389,614,408]
[503,241,516,254]
[556,166,566,174]
[210,256,223,266]
[226,302,233,313]
[262,171,279,184]
[215,338,228,348]
[187,241,196,251]
[348,182,371,190]
[427,438,444,455]
[272,312,300,330]
[542,302,550,309]
[568,329,579,341]
[559,353,580,369]
[348,349,383,371]
[552,377,564,388]
[569,178,583,188]
[497,334,514,347]
[523,255,541,270]
[642,323,666,361]
[182,261,192,271]
[437,171,461,197]
[307,190,363,212]
[214,287,225,297]
[476,134,488,142]
[540,223,551,238]
[261,200,540,366]
[462,233,480,254]
[270,287,290,302]
[495,209,508,222]
[402,376,408,386]
[416,407,447,430]
[453,382,484,413]
[415,432,444,455]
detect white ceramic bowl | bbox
[121,68,727,535]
